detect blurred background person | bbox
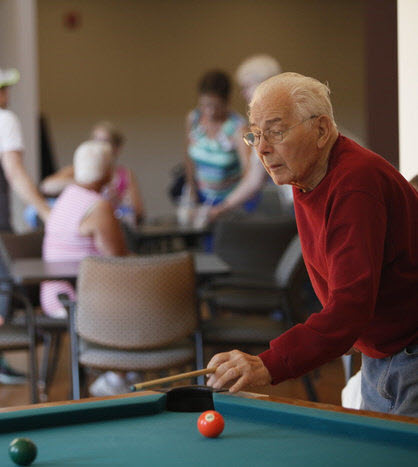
[40,140,127,318]
[0,67,50,385]
[40,121,145,226]
[184,70,250,212]
[41,139,129,396]
[209,55,294,221]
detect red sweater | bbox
[259,135,418,384]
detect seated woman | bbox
[40,140,127,318]
[41,121,145,225]
[184,70,250,208]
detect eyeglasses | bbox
[243,115,318,147]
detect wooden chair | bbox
[67,252,203,399]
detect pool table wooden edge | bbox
[1,389,417,425]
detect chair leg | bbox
[38,331,52,399]
[21,292,39,404]
[341,354,354,384]
[27,336,39,404]
[194,330,205,385]
[302,374,318,402]
[79,366,89,398]
[68,301,81,400]
[46,333,62,387]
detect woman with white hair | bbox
[40,140,127,318]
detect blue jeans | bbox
[361,343,418,417]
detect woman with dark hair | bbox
[184,70,249,208]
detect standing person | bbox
[40,121,145,225]
[0,67,50,384]
[209,55,293,221]
[185,70,250,208]
[207,72,418,417]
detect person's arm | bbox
[1,151,50,222]
[209,153,267,221]
[125,169,145,223]
[40,165,74,196]
[184,112,199,202]
[79,199,127,256]
[209,191,387,390]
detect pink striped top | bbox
[40,184,103,317]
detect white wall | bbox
[398,0,418,181]
[0,0,39,231]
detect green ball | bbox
[8,438,37,466]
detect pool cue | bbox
[131,368,216,391]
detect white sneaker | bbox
[89,371,130,397]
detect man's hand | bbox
[206,350,272,393]
[0,315,5,327]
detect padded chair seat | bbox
[78,339,196,371]
[202,317,286,345]
[0,324,31,349]
[205,289,282,312]
[11,311,67,330]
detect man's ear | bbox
[317,116,332,149]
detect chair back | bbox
[0,230,43,268]
[274,234,321,324]
[0,231,44,306]
[76,252,197,349]
[213,216,297,279]
[274,234,303,288]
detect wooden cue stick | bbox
[131,368,216,391]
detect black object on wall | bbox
[39,114,57,179]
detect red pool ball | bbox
[197,410,225,438]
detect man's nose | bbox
[258,134,272,155]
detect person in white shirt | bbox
[0,67,50,384]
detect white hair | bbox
[73,140,113,185]
[235,54,282,86]
[250,72,336,126]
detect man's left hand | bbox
[206,349,272,393]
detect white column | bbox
[0,0,39,231]
[398,0,418,180]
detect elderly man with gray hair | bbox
[207,72,418,417]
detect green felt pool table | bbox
[0,390,417,466]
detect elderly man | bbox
[207,72,418,416]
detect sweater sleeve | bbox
[259,191,387,384]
